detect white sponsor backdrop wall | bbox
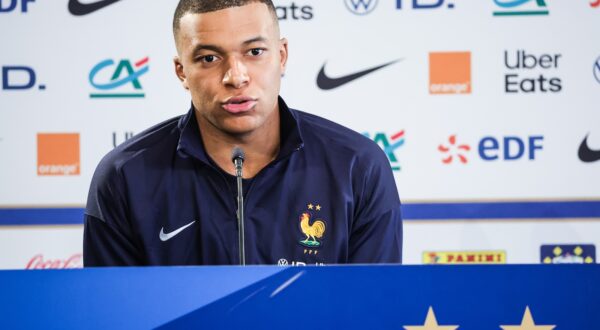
[0,0,599,269]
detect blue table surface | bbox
[1,265,598,329]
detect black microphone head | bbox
[231,146,245,163]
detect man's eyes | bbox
[195,48,265,63]
[199,55,218,63]
[248,48,265,56]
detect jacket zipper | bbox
[209,143,304,264]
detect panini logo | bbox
[423,251,506,264]
[37,133,80,176]
[429,52,471,94]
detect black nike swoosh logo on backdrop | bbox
[316,59,401,90]
[578,134,600,163]
[68,0,123,16]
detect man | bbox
[83,0,402,266]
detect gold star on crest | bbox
[307,203,314,210]
[403,307,458,330]
[316,205,321,211]
[500,306,555,330]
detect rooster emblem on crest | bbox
[299,212,326,247]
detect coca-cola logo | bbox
[25,253,83,269]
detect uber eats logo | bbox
[504,50,562,93]
[276,2,313,20]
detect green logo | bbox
[363,131,405,171]
[493,0,549,17]
[89,57,149,98]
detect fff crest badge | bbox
[297,203,327,248]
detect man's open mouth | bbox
[222,97,257,113]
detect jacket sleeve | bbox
[84,215,144,266]
[348,145,403,264]
[83,157,144,267]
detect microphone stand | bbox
[232,147,245,266]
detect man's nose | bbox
[222,57,249,88]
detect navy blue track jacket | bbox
[84,97,402,266]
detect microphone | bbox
[231,147,245,266]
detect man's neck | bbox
[196,112,280,179]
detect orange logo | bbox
[429,52,471,94]
[37,133,80,176]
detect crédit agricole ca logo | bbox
[89,57,149,98]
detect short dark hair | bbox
[173,0,277,37]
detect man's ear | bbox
[279,38,289,75]
[173,56,189,90]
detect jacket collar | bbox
[176,96,304,166]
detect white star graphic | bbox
[500,306,555,330]
[403,306,459,330]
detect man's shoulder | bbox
[292,109,383,159]
[96,115,184,175]
[86,114,185,221]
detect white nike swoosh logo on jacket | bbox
[159,220,196,242]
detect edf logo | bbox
[479,136,543,161]
[396,0,455,9]
[2,66,45,90]
[0,0,35,13]
[439,135,544,164]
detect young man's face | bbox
[174,3,288,137]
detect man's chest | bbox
[128,170,354,266]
